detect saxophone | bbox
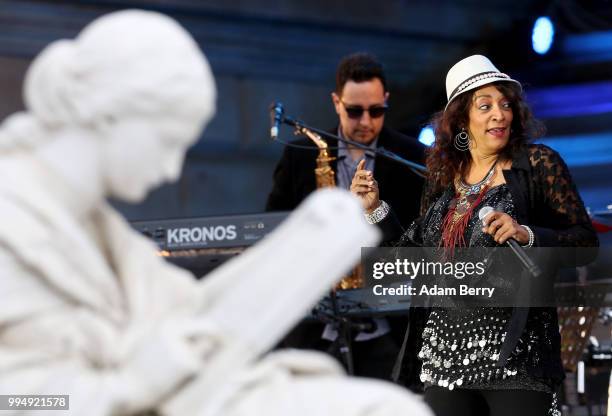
[297,127,364,290]
[298,128,335,189]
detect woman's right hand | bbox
[350,159,381,213]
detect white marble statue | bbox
[0,10,432,416]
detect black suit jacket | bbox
[266,126,426,229]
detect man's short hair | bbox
[335,52,387,94]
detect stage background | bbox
[0,0,610,220]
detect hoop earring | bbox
[454,128,470,151]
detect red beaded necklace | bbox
[441,161,498,257]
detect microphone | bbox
[478,206,542,278]
[269,102,284,140]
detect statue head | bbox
[2,10,216,202]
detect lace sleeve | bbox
[529,144,598,251]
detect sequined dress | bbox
[414,184,554,393]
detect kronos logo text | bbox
[167,225,237,245]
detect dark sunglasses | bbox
[340,99,388,119]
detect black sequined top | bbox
[378,144,599,392]
[415,184,553,392]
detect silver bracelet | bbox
[365,200,390,224]
[520,225,534,248]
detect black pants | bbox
[424,386,552,416]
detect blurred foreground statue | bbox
[0,10,431,416]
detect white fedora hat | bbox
[445,55,521,111]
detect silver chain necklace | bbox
[458,161,498,196]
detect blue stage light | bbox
[532,16,554,55]
[563,31,612,62]
[526,81,612,118]
[418,126,435,146]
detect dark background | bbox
[0,0,610,220]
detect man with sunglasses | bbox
[267,53,425,229]
[266,53,426,382]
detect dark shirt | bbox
[382,143,599,390]
[416,184,553,393]
[266,126,426,231]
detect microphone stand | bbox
[281,115,427,175]
[329,290,355,375]
[311,290,376,376]
[308,292,355,374]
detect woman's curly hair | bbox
[425,82,545,194]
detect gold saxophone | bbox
[297,127,364,290]
[299,128,335,189]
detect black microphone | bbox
[269,102,284,140]
[478,206,542,278]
